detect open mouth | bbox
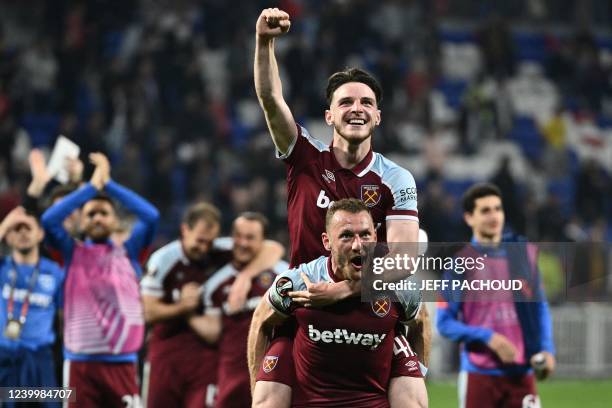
[346,118,366,126]
[350,255,363,270]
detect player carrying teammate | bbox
[189,212,288,407]
[140,204,284,408]
[249,199,422,407]
[246,7,429,407]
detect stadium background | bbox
[0,0,610,406]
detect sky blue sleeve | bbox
[105,181,160,260]
[436,300,494,345]
[41,183,98,259]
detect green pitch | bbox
[427,379,612,408]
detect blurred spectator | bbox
[476,14,516,80]
[491,156,526,234]
[575,160,611,224]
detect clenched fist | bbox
[256,8,291,39]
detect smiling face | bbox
[181,219,220,262]
[81,199,118,242]
[322,209,377,281]
[232,216,265,267]
[325,82,381,147]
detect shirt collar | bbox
[328,143,375,177]
[326,256,340,283]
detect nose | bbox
[351,235,363,251]
[350,100,363,112]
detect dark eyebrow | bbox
[337,97,354,104]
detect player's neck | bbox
[473,232,501,246]
[11,247,39,265]
[329,256,346,281]
[332,134,371,169]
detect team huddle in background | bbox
[0,8,555,408]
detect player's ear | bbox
[375,109,381,126]
[322,232,331,251]
[325,109,333,126]
[463,212,474,228]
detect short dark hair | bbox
[182,202,221,228]
[86,193,117,211]
[325,198,372,230]
[326,68,383,106]
[47,183,79,206]
[462,183,503,214]
[234,211,269,237]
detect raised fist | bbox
[256,8,291,39]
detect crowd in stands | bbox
[0,0,609,247]
[0,0,610,400]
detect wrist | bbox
[256,35,274,45]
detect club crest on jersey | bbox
[38,274,56,291]
[257,271,275,288]
[263,356,279,373]
[361,185,381,207]
[371,296,391,317]
[275,277,293,298]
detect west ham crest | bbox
[257,271,275,288]
[263,355,279,373]
[371,297,391,317]
[361,185,381,207]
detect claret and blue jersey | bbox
[267,255,422,407]
[279,124,419,267]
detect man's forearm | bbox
[407,306,431,366]
[142,297,189,324]
[189,314,221,344]
[104,181,159,225]
[242,240,285,279]
[255,37,281,106]
[248,301,277,391]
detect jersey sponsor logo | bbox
[2,284,52,308]
[275,277,293,297]
[361,185,381,207]
[371,296,391,317]
[316,190,333,209]
[398,187,417,203]
[307,324,387,350]
[263,355,279,373]
[322,169,335,184]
